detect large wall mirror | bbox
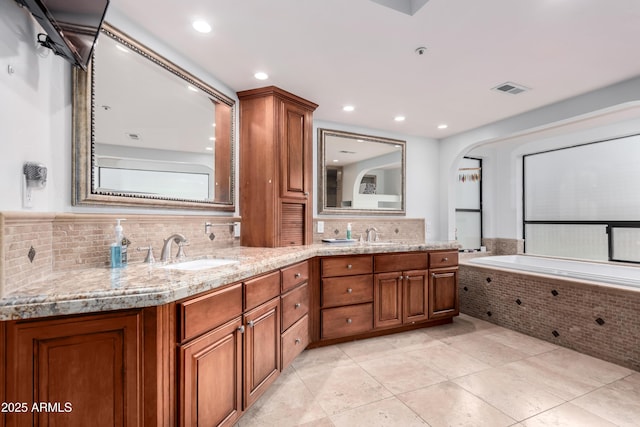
[72,23,236,211]
[318,128,406,215]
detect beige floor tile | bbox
[521,402,617,427]
[410,341,492,379]
[298,363,392,415]
[398,381,516,427]
[297,418,336,427]
[375,329,442,353]
[481,329,558,356]
[358,351,447,394]
[424,313,502,341]
[337,335,402,362]
[330,397,428,427]
[452,366,566,421]
[292,345,356,378]
[572,373,640,427]
[445,333,531,367]
[237,368,328,427]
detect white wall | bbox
[314,120,440,239]
[0,2,238,215]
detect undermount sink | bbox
[160,258,239,271]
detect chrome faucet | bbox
[365,227,378,242]
[160,233,188,262]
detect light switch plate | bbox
[317,221,324,233]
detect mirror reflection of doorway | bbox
[325,167,343,207]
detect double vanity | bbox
[0,242,458,427]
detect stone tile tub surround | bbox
[459,260,640,371]
[0,212,239,296]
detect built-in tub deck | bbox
[468,255,640,290]
[460,255,640,372]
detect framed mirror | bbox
[72,23,236,211]
[318,128,406,215]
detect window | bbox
[523,135,640,263]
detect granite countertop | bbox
[0,241,458,320]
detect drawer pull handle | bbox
[347,264,353,269]
[294,273,301,278]
[247,320,255,328]
[294,303,301,309]
[295,338,302,344]
[347,288,353,293]
[346,318,352,324]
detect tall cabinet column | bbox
[238,86,318,247]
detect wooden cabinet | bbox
[238,86,318,247]
[179,318,243,427]
[374,253,429,329]
[280,261,310,370]
[428,251,459,319]
[243,297,281,408]
[5,311,143,427]
[178,284,244,427]
[319,255,374,340]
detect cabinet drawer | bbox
[281,260,309,292]
[321,303,373,340]
[281,282,310,332]
[244,270,281,311]
[281,314,309,369]
[374,252,427,273]
[178,283,243,343]
[321,255,372,277]
[429,251,458,269]
[322,275,373,308]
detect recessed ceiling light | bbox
[209,137,216,141]
[254,72,269,80]
[343,105,355,112]
[187,85,199,92]
[192,20,212,34]
[437,124,448,129]
[205,146,214,151]
[333,159,339,162]
[394,116,406,122]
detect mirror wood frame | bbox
[317,128,406,216]
[72,23,236,211]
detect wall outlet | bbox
[234,222,241,237]
[317,221,324,233]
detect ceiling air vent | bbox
[492,82,530,95]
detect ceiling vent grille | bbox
[492,82,530,95]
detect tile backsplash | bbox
[1,212,239,296]
[312,218,425,243]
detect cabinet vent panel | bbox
[281,203,305,246]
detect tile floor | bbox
[236,314,640,427]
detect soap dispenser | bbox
[110,219,126,268]
[346,223,352,240]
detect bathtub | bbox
[468,255,640,289]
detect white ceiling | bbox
[110,0,640,139]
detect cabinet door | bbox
[279,101,311,200]
[179,317,243,427]
[6,311,142,427]
[429,268,459,319]
[244,297,281,408]
[403,269,429,324]
[374,272,403,329]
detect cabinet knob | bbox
[399,275,404,280]
[304,192,309,197]
[294,303,301,309]
[442,257,448,262]
[347,288,353,293]
[247,320,255,328]
[237,325,245,333]
[294,273,301,278]
[347,264,353,269]
[346,318,352,324]
[295,338,302,345]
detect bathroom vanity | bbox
[0,242,458,427]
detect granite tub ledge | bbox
[0,241,458,320]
